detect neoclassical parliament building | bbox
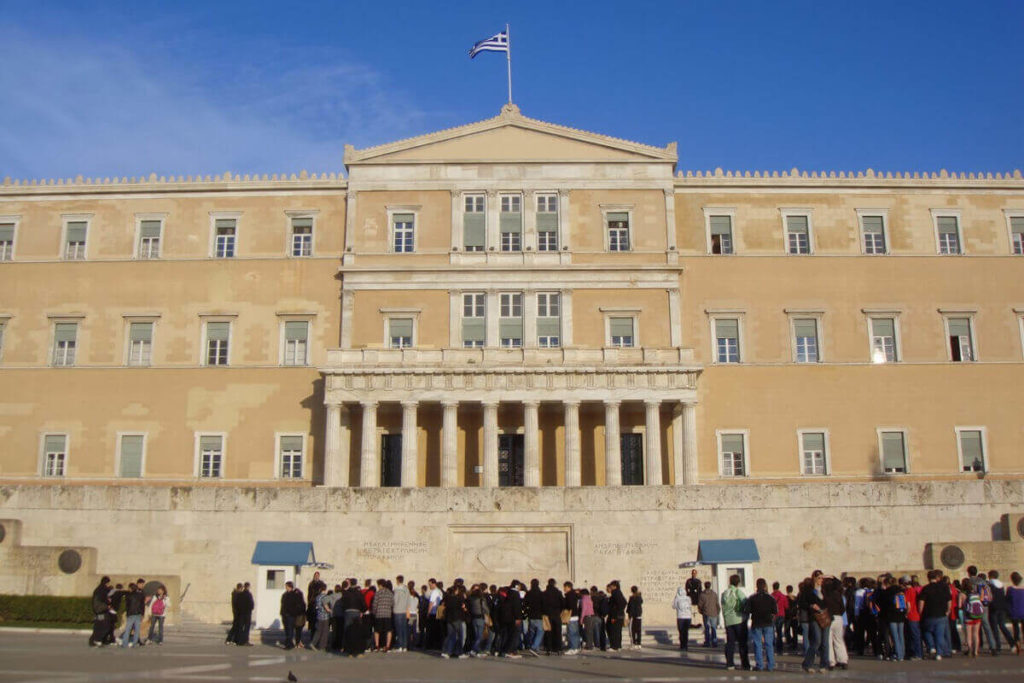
[1,105,1022,622]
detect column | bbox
[441,400,459,487]
[604,400,622,486]
[523,400,540,487]
[683,402,699,485]
[323,402,343,487]
[563,400,581,487]
[482,401,499,488]
[671,402,684,486]
[644,400,663,485]
[359,400,379,488]
[400,400,419,488]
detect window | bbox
[127,322,153,366]
[137,219,162,259]
[64,220,88,260]
[205,321,230,366]
[266,569,285,590]
[282,321,309,365]
[713,318,740,363]
[499,292,523,347]
[860,214,887,255]
[118,434,144,478]
[462,292,486,347]
[388,317,413,349]
[52,322,77,367]
[0,221,15,261]
[793,318,820,363]
[279,435,303,478]
[785,214,811,254]
[719,432,747,477]
[0,318,7,360]
[609,316,635,348]
[934,214,962,255]
[537,194,559,251]
[869,317,898,363]
[709,215,734,254]
[1009,215,1024,255]
[879,430,908,473]
[42,434,67,477]
[499,195,522,252]
[536,292,561,347]
[392,212,415,253]
[956,428,986,473]
[607,212,630,251]
[197,434,223,478]
[463,195,486,251]
[800,431,828,475]
[214,218,236,258]
[290,216,313,257]
[946,316,974,362]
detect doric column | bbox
[482,401,499,488]
[604,400,622,486]
[441,400,459,487]
[564,400,581,487]
[323,402,343,487]
[644,399,663,485]
[359,400,379,488]
[523,400,540,487]
[400,400,419,488]
[683,402,699,485]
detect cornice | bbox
[674,167,1024,190]
[0,171,348,197]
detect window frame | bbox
[941,311,977,362]
[703,207,736,255]
[0,214,21,262]
[876,427,910,474]
[123,316,158,367]
[194,432,226,479]
[863,311,901,364]
[797,428,831,476]
[716,429,750,478]
[201,316,235,367]
[461,292,487,348]
[387,207,418,254]
[780,208,814,255]
[603,310,640,348]
[285,210,318,258]
[954,426,988,474]
[498,291,524,348]
[50,318,81,367]
[535,192,560,252]
[536,291,561,348]
[1004,209,1024,255]
[856,208,890,255]
[133,213,166,260]
[279,317,312,366]
[39,432,69,478]
[275,432,306,480]
[383,312,418,349]
[931,209,964,255]
[116,432,147,478]
[708,313,744,364]
[462,193,487,252]
[209,211,241,259]
[787,311,825,364]
[601,206,633,253]
[61,214,92,261]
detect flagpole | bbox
[505,23,513,104]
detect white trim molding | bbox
[716,429,750,478]
[954,425,988,474]
[855,208,891,255]
[796,428,831,476]
[930,208,964,255]
[876,427,910,475]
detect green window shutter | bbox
[499,211,522,234]
[959,430,983,464]
[937,216,958,234]
[215,218,236,230]
[881,432,906,469]
[66,222,87,241]
[710,216,732,235]
[947,318,970,337]
[871,318,895,337]
[793,319,817,338]
[861,216,884,234]
[199,435,221,452]
[389,318,413,339]
[499,318,523,339]
[609,317,634,338]
[284,321,307,341]
[119,435,144,477]
[536,212,558,231]
[0,224,14,241]
[607,212,629,223]
[715,318,739,339]
[291,217,313,229]
[129,322,153,342]
[462,318,485,343]
[392,213,414,226]
[139,220,161,238]
[206,322,230,341]
[54,323,77,342]
[537,317,560,336]
[463,213,486,248]
[1011,217,1024,236]
[280,435,303,452]
[802,432,825,452]
[44,434,66,453]
[721,434,745,455]
[786,216,808,234]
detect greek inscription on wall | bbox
[358,540,430,561]
[593,541,657,555]
[640,569,687,605]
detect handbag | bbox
[295,614,306,628]
[542,615,552,632]
[436,603,446,620]
[813,608,831,629]
[484,613,493,628]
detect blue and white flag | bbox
[469,30,509,58]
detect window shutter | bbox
[389,318,413,339]
[392,213,414,226]
[206,321,230,341]
[54,323,77,342]
[139,220,161,238]
[881,432,906,470]
[462,318,485,343]
[463,212,486,248]
[291,217,313,229]
[802,432,825,452]
[959,430,982,464]
[280,435,303,452]
[215,218,236,230]
[536,212,558,231]
[0,224,14,241]
[721,434,744,455]
[200,435,221,452]
[284,321,307,341]
[710,216,732,235]
[119,435,144,477]
[937,216,958,234]
[66,222,87,241]
[44,434,66,453]
[793,319,817,338]
[947,318,970,337]
[715,318,739,339]
[609,317,634,338]
[1011,216,1024,237]
[786,215,808,234]
[130,322,153,342]
[537,317,560,336]
[499,210,522,234]
[861,216,884,234]
[871,318,894,337]
[499,318,523,340]
[607,212,629,224]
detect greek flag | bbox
[469,30,508,58]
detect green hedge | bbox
[0,595,94,625]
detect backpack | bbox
[977,583,992,606]
[894,591,908,614]
[967,595,985,618]
[151,597,166,616]
[865,589,879,616]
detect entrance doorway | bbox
[381,434,402,487]
[621,433,644,485]
[498,434,524,486]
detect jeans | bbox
[120,614,142,647]
[566,619,581,650]
[583,615,600,649]
[527,618,545,650]
[888,621,906,661]
[676,618,691,649]
[750,625,775,671]
[314,618,331,649]
[724,622,749,669]
[471,617,492,653]
[978,608,996,651]
[393,614,408,649]
[989,609,1016,650]
[147,615,165,644]
[922,617,944,654]
[703,615,719,646]
[802,620,829,669]
[443,621,463,656]
[829,617,848,665]
[905,620,922,658]
[773,616,786,653]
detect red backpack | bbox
[151,596,166,616]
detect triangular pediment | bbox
[345,104,676,166]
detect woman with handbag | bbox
[799,571,831,673]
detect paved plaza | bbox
[1,628,1023,683]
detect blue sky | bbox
[1,0,1021,179]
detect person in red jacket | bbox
[770,582,789,654]
[902,576,923,659]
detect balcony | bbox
[324,346,696,368]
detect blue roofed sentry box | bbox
[250,541,316,566]
[697,539,760,564]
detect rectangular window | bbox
[607,212,630,251]
[947,317,974,362]
[64,221,88,260]
[958,429,985,473]
[709,215,733,254]
[381,434,402,487]
[801,432,827,475]
[291,217,313,257]
[279,435,303,478]
[392,213,415,253]
[388,317,413,349]
[0,222,15,261]
[463,195,486,251]
[119,434,144,478]
[620,433,644,485]
[43,434,67,477]
[714,318,740,363]
[937,215,961,254]
[283,321,308,365]
[786,215,810,254]
[609,316,635,348]
[870,317,897,363]
[537,194,559,251]
[720,433,746,477]
[1010,216,1024,255]
[214,219,236,258]
[127,322,153,367]
[793,318,819,363]
[880,430,907,473]
[138,220,161,259]
[499,195,522,252]
[499,292,523,347]
[52,322,77,367]
[536,292,560,348]
[861,215,886,255]
[198,435,223,478]
[205,321,230,366]
[461,293,486,347]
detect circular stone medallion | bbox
[939,544,965,571]
[58,549,82,574]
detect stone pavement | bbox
[0,628,1022,683]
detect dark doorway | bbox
[621,433,644,485]
[381,434,402,487]
[498,434,525,487]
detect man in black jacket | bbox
[235,583,255,645]
[542,578,565,654]
[606,581,627,651]
[524,579,545,655]
[121,583,147,648]
[89,577,112,647]
[748,578,778,671]
[306,571,326,644]
[280,582,306,650]
[226,583,242,644]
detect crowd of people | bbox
[87,576,170,648]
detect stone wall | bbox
[1,480,1022,626]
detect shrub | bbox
[0,595,94,625]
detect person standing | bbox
[580,587,597,650]
[372,579,395,652]
[799,572,830,672]
[671,586,693,650]
[120,583,146,648]
[824,576,849,669]
[147,586,169,645]
[770,582,788,655]
[280,582,306,650]
[918,570,952,659]
[235,582,255,646]
[877,575,906,661]
[312,587,337,651]
[563,582,581,654]
[392,575,411,653]
[441,584,469,658]
[606,581,627,652]
[698,581,720,647]
[542,578,564,654]
[89,577,112,647]
[987,570,1018,654]
[1006,571,1024,654]
[523,578,545,655]
[226,583,243,645]
[306,571,326,646]
[685,570,702,606]
[747,578,777,672]
[721,574,750,670]
[626,586,643,649]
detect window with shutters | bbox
[214,218,236,258]
[869,317,898,363]
[462,292,486,347]
[608,316,635,348]
[136,218,162,259]
[713,318,741,363]
[196,434,224,478]
[278,434,304,479]
[391,212,415,253]
[0,220,16,261]
[933,212,962,254]
[499,194,522,252]
[1007,214,1024,255]
[388,317,414,349]
[859,213,887,255]
[536,194,559,251]
[499,292,523,347]
[127,321,153,366]
[52,321,78,367]
[799,431,828,475]
[282,320,309,365]
[783,212,812,254]
[536,292,560,347]
[204,321,230,366]
[606,211,630,252]
[945,316,974,362]
[878,429,908,473]
[463,195,486,251]
[290,216,314,257]
[956,427,986,473]
[718,432,748,477]
[118,434,145,478]
[42,434,67,477]
[792,318,820,363]
[63,219,89,260]
[708,215,734,254]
